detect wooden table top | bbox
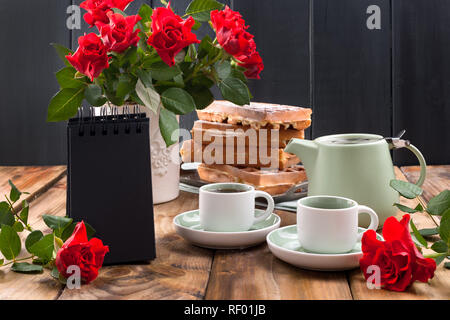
[0,165,448,300]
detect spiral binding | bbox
[76,105,144,136]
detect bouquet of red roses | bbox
[48,0,264,146]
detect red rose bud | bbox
[147,5,200,66]
[55,221,109,284]
[80,0,135,26]
[359,214,436,292]
[66,33,110,81]
[211,6,263,78]
[239,51,264,79]
[97,11,141,53]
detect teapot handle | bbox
[403,144,427,187]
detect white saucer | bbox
[173,209,281,249]
[266,225,383,271]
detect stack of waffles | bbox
[180,100,312,195]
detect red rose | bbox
[66,33,110,81]
[55,221,109,284]
[210,6,254,60]
[210,6,263,78]
[147,5,200,66]
[97,11,141,53]
[80,0,134,26]
[359,214,436,291]
[239,51,264,79]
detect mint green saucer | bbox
[174,209,280,249]
[266,225,383,271]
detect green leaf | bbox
[120,46,138,67]
[215,60,231,79]
[159,108,179,147]
[393,203,419,213]
[8,179,21,202]
[438,208,450,244]
[47,87,85,122]
[85,222,96,239]
[218,77,250,106]
[389,179,423,199]
[185,0,224,22]
[0,259,3,265]
[427,190,450,216]
[56,67,86,89]
[25,230,44,252]
[139,4,153,23]
[434,254,446,266]
[414,203,424,212]
[42,215,72,237]
[149,62,181,81]
[13,221,24,232]
[51,266,60,279]
[136,69,153,88]
[85,84,107,106]
[230,68,247,84]
[51,43,73,67]
[444,262,450,269]
[0,202,14,227]
[190,86,214,109]
[136,79,160,113]
[431,240,448,253]
[29,234,54,263]
[419,227,440,237]
[19,200,29,225]
[116,74,137,99]
[11,262,43,274]
[197,35,219,59]
[161,88,196,115]
[410,219,428,248]
[0,225,21,260]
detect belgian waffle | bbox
[180,139,300,169]
[191,120,305,149]
[197,100,312,130]
[197,164,307,196]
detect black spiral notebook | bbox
[67,109,156,265]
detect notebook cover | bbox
[67,114,156,265]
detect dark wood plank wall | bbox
[0,1,71,165]
[392,0,450,165]
[312,0,391,139]
[0,0,448,165]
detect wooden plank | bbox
[348,167,450,300]
[0,166,67,210]
[0,178,67,300]
[205,210,352,300]
[312,0,391,139]
[392,1,450,166]
[58,191,214,299]
[0,1,71,165]
[232,0,311,138]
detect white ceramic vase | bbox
[145,106,180,204]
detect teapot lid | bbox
[316,133,384,146]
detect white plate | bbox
[174,209,281,249]
[266,225,383,271]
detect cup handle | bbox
[253,190,275,223]
[357,205,379,241]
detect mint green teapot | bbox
[285,132,426,228]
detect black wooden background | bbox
[0,0,448,165]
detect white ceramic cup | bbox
[297,195,379,254]
[199,183,275,232]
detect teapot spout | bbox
[285,138,318,174]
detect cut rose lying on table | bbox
[360,180,450,292]
[0,180,108,285]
